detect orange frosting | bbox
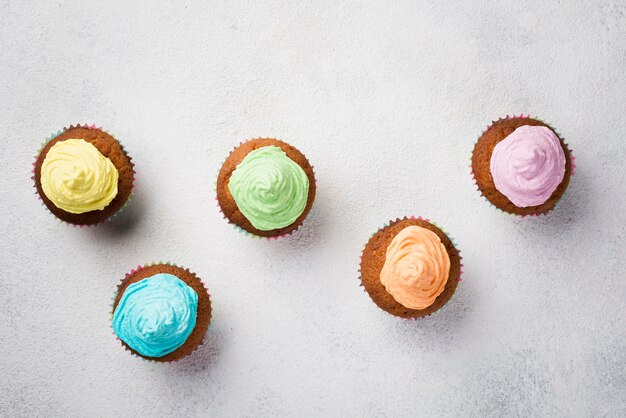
[380,225,450,310]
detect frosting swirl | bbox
[112,274,198,358]
[490,125,566,207]
[40,139,119,213]
[228,145,309,230]
[380,226,450,310]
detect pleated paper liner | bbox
[358,216,463,319]
[110,262,212,363]
[470,114,575,217]
[214,138,316,240]
[32,123,136,227]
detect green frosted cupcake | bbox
[216,138,316,238]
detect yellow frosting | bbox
[40,139,119,214]
[380,225,450,310]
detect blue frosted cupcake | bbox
[111,263,212,362]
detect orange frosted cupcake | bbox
[359,217,461,318]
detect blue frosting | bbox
[112,273,198,358]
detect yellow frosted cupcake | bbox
[33,125,134,225]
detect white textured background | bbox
[1,1,625,417]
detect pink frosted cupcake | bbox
[471,116,573,216]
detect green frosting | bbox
[228,145,309,231]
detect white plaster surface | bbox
[1,1,625,417]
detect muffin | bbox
[359,217,461,319]
[111,263,212,362]
[33,124,135,225]
[471,116,573,216]
[216,138,316,238]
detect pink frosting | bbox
[490,125,566,207]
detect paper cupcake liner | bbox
[110,261,212,363]
[358,216,464,320]
[32,123,136,227]
[214,138,316,240]
[469,114,575,218]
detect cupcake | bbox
[33,125,135,225]
[471,116,573,216]
[111,263,212,362]
[359,217,461,319]
[216,138,316,238]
